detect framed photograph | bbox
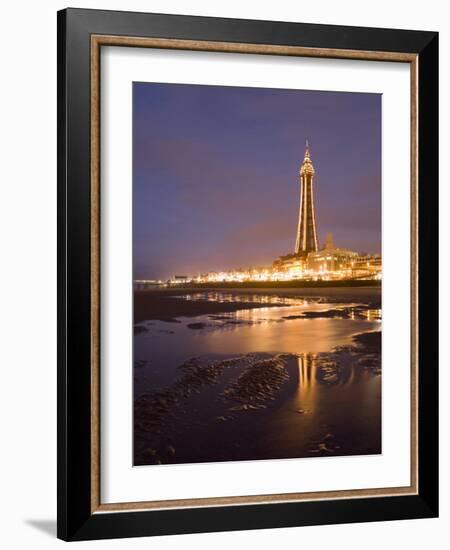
[57,8,438,541]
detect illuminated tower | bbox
[295,141,319,255]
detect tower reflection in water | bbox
[296,353,356,412]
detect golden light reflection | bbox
[295,353,361,412]
[296,355,318,412]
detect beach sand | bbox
[133,286,382,466]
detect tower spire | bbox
[295,140,318,255]
[304,140,310,160]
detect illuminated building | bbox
[295,141,319,255]
[306,233,358,272]
[134,279,164,289]
[272,254,305,277]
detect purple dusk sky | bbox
[133,82,381,280]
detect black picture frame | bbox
[57,7,438,541]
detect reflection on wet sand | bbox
[265,351,381,458]
[133,288,381,466]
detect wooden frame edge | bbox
[91,34,417,62]
[91,34,101,513]
[89,34,419,515]
[410,54,419,497]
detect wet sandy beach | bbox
[133,287,381,466]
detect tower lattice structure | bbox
[295,141,319,255]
